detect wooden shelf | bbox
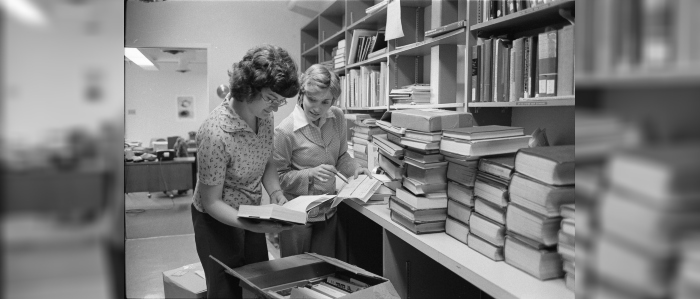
[468,97,574,108]
[389,28,466,57]
[470,0,575,38]
[319,29,346,47]
[391,102,465,110]
[301,45,319,56]
[577,69,700,88]
[345,53,388,69]
[347,6,387,31]
[343,200,574,299]
[333,68,345,75]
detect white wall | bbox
[125,62,208,145]
[125,1,323,127]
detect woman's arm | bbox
[274,126,315,195]
[262,151,288,205]
[334,109,361,178]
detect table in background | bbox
[124,158,196,194]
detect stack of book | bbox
[559,203,575,291]
[573,165,601,298]
[505,145,574,281]
[443,151,478,245]
[594,145,700,298]
[388,109,475,235]
[351,122,382,169]
[467,154,515,261]
[334,39,346,70]
[389,84,431,104]
[374,113,406,186]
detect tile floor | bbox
[125,191,279,299]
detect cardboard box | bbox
[163,263,207,299]
[390,109,474,133]
[212,253,400,299]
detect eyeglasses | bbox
[262,96,288,107]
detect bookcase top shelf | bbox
[319,29,346,47]
[302,45,319,56]
[389,28,466,57]
[343,200,574,299]
[468,97,574,108]
[470,0,575,38]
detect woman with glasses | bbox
[191,44,299,298]
[273,64,371,258]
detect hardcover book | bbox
[447,180,475,207]
[391,211,446,234]
[396,187,448,210]
[470,212,506,246]
[442,125,524,141]
[504,235,564,280]
[468,233,505,261]
[514,145,574,186]
[447,198,473,224]
[508,172,575,217]
[446,216,469,244]
[389,195,448,223]
[537,30,557,97]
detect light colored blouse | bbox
[274,105,358,197]
[192,99,274,212]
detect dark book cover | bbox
[512,37,524,101]
[471,44,481,102]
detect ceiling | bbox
[128,47,207,73]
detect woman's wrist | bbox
[270,189,283,199]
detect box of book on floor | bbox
[211,253,399,299]
[163,262,207,299]
[505,145,574,281]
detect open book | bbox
[238,194,339,225]
[336,175,383,203]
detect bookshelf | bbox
[300,0,465,112]
[299,1,576,299]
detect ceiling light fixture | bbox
[124,48,159,71]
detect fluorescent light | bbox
[1,0,48,27]
[124,48,159,71]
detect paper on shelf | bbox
[386,0,404,40]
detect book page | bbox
[282,194,335,213]
[337,175,367,198]
[350,177,381,202]
[385,0,404,40]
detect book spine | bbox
[537,31,557,97]
[502,45,510,102]
[509,44,517,102]
[512,37,524,101]
[482,39,493,102]
[527,35,538,98]
[557,25,574,96]
[471,45,481,102]
[492,39,499,101]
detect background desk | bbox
[124,158,195,193]
[338,200,573,299]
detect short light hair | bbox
[298,64,341,105]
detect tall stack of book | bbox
[559,203,575,291]
[351,122,381,170]
[334,39,345,70]
[442,151,478,246]
[388,109,475,235]
[468,154,515,261]
[573,165,602,299]
[375,113,406,189]
[594,145,700,298]
[389,84,431,104]
[505,145,574,281]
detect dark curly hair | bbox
[228,44,300,102]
